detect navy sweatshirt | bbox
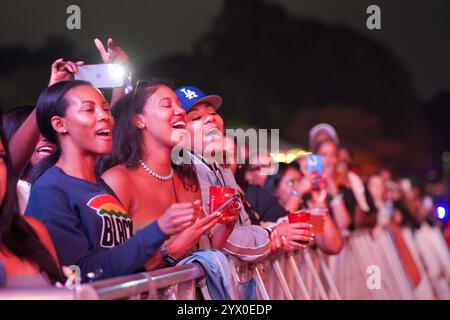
[25,166,168,281]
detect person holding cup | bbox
[176,85,313,260]
[266,160,344,254]
[98,81,232,270]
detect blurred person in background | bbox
[243,152,273,188]
[265,162,311,213]
[399,181,436,228]
[313,138,353,230]
[308,123,339,152]
[384,179,413,227]
[309,123,370,223]
[365,174,390,227]
[264,161,344,254]
[379,167,393,185]
[223,137,287,223]
[397,179,422,228]
[336,144,370,215]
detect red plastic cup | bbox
[288,210,311,224]
[209,186,237,224]
[288,209,311,244]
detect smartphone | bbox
[306,154,323,190]
[215,194,239,213]
[306,154,323,174]
[74,64,126,88]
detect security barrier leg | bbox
[271,259,294,300]
[303,250,328,300]
[253,265,271,300]
[316,251,342,300]
[287,253,311,300]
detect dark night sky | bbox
[1,0,450,100]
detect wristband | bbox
[160,245,178,266]
[264,226,274,236]
[123,77,133,94]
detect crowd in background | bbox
[235,122,441,232]
[0,38,447,297]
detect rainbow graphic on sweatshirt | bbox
[87,194,133,248]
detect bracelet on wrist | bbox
[264,226,274,236]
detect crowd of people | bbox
[0,38,445,297]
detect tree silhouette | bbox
[0,0,434,176]
[147,0,428,174]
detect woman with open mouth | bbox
[176,85,316,263]
[98,80,237,270]
[25,80,196,282]
[3,39,130,216]
[2,106,56,214]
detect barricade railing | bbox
[401,227,435,299]
[412,224,450,299]
[1,224,449,300]
[0,263,206,300]
[77,263,207,300]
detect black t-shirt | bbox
[244,184,287,222]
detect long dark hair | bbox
[0,118,63,284]
[30,80,92,183]
[2,105,35,180]
[2,105,34,143]
[97,80,198,191]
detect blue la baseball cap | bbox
[175,86,222,112]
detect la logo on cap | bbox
[180,88,198,100]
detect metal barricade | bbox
[251,248,341,300]
[349,229,400,299]
[331,241,371,300]
[0,264,206,300]
[1,224,449,300]
[401,227,435,299]
[413,224,450,299]
[77,263,206,300]
[0,287,76,300]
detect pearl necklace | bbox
[138,160,174,181]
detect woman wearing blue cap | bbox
[175,85,315,261]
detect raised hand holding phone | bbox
[74,64,126,88]
[48,58,84,87]
[306,154,323,190]
[93,38,131,104]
